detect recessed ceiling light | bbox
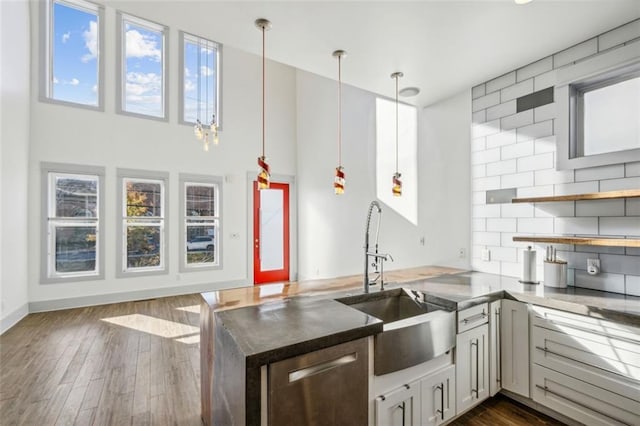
[399,87,420,97]
[515,0,533,4]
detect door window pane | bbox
[55,225,97,273]
[260,189,284,271]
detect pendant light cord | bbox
[262,26,266,158]
[338,55,342,167]
[395,74,399,174]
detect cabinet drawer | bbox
[457,303,488,333]
[533,325,640,400]
[532,364,640,426]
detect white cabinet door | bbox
[501,299,530,397]
[375,383,420,426]
[489,300,501,397]
[455,323,489,415]
[421,365,455,426]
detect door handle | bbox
[496,307,502,384]
[471,339,479,398]
[435,383,444,420]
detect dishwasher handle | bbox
[288,353,357,383]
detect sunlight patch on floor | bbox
[101,313,198,338]
[175,305,200,314]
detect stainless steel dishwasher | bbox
[268,338,369,425]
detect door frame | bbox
[246,172,297,284]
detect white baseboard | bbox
[1,303,29,335]
[28,279,248,313]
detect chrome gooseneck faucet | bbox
[364,201,393,293]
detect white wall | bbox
[27,1,297,308]
[296,70,470,281]
[1,0,31,332]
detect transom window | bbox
[118,14,167,119]
[43,0,103,108]
[42,164,105,283]
[180,32,221,125]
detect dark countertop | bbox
[214,296,382,368]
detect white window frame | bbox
[556,42,640,170]
[179,32,222,128]
[117,169,169,277]
[116,12,169,121]
[39,0,105,110]
[179,174,223,272]
[41,163,105,283]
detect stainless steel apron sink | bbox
[337,288,456,375]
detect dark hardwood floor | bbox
[1,293,565,425]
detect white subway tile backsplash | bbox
[576,199,625,217]
[535,168,574,185]
[599,176,640,191]
[475,176,501,191]
[501,233,525,248]
[555,217,598,234]
[554,181,599,196]
[488,246,517,262]
[473,191,486,205]
[517,57,553,82]
[600,217,640,236]
[472,259,501,275]
[486,130,517,149]
[502,140,534,160]
[575,270,625,294]
[627,247,640,256]
[553,38,598,68]
[472,164,486,179]
[486,159,516,176]
[472,91,501,112]
[516,120,553,142]
[473,204,501,218]
[534,103,556,123]
[598,21,640,51]
[486,100,517,121]
[472,84,486,99]
[472,110,486,125]
[473,218,486,232]
[626,275,640,297]
[575,164,625,182]
[576,245,625,255]
[556,250,593,269]
[534,201,574,218]
[533,136,556,154]
[534,70,555,91]
[627,199,640,216]
[517,185,554,198]
[517,153,554,172]
[486,72,516,94]
[600,254,640,275]
[626,161,640,177]
[474,232,501,246]
[500,262,521,278]
[472,148,501,165]
[501,78,534,102]
[502,171,533,188]
[502,203,534,218]
[501,110,533,131]
[472,119,501,138]
[487,218,517,232]
[517,217,554,233]
[471,137,486,152]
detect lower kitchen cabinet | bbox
[499,299,529,397]
[455,323,489,414]
[421,365,455,426]
[375,383,420,426]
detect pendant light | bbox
[391,71,403,197]
[193,38,219,151]
[333,50,346,195]
[256,18,272,190]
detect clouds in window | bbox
[125,28,161,61]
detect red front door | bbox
[253,182,290,284]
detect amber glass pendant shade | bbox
[334,166,345,195]
[392,172,402,197]
[257,156,271,190]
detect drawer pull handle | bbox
[462,311,487,325]
[535,346,640,385]
[535,385,631,425]
[435,383,445,420]
[496,307,502,384]
[288,353,357,383]
[471,339,479,398]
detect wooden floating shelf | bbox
[513,236,640,248]
[512,189,640,204]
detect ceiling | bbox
[116,0,640,107]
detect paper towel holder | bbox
[519,246,540,285]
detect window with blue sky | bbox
[181,33,219,125]
[48,0,101,107]
[120,14,166,118]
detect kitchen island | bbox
[201,267,640,425]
